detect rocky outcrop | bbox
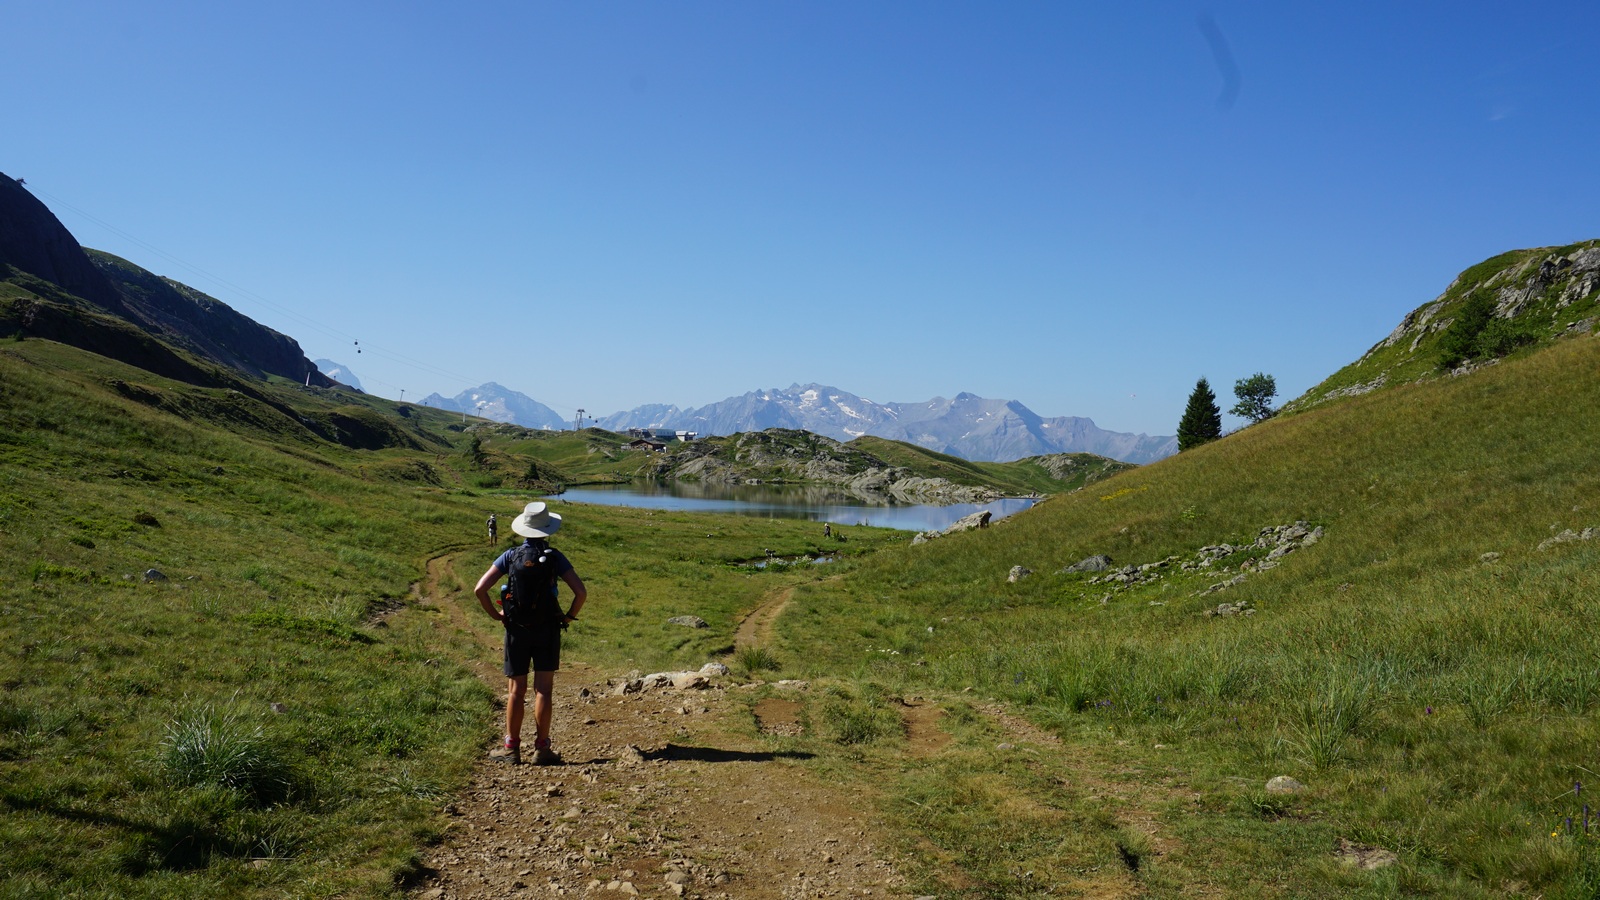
[911,510,991,544]
[656,429,1001,504]
[1061,554,1113,573]
[1539,526,1598,552]
[1056,522,1327,606]
[1289,241,1600,412]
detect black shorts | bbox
[503,622,561,676]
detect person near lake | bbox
[486,512,497,543]
[979,510,992,528]
[473,501,587,765]
[823,523,831,538]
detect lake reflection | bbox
[557,481,1039,533]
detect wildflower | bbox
[1425,706,1433,715]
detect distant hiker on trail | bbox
[979,510,992,528]
[486,513,497,543]
[473,501,587,765]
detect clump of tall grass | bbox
[160,704,290,803]
[736,646,781,675]
[1281,665,1382,769]
[819,683,901,745]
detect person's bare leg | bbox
[531,670,557,762]
[506,675,528,742]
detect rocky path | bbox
[409,557,916,900]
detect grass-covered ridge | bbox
[1290,240,1600,411]
[775,331,1600,896]
[847,434,1133,495]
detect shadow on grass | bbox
[4,787,293,874]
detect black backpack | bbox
[501,541,561,627]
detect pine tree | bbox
[1177,377,1222,451]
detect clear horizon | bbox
[8,2,1599,434]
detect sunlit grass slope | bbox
[847,435,1133,495]
[0,335,905,898]
[782,333,1600,897]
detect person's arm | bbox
[559,569,587,623]
[474,564,506,621]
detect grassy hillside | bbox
[1291,240,1600,410]
[10,231,1600,896]
[0,336,905,898]
[470,424,645,486]
[775,332,1600,896]
[849,435,1134,495]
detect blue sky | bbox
[6,2,1599,435]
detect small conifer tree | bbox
[1177,377,1222,451]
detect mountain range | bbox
[416,380,1178,464]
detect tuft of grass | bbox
[1282,666,1381,769]
[736,646,781,675]
[818,684,901,745]
[159,704,290,803]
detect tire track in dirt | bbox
[733,585,794,650]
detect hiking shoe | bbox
[489,744,521,765]
[533,738,561,766]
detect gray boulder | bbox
[667,615,709,629]
[1062,554,1112,573]
[1007,565,1032,583]
[1266,775,1306,794]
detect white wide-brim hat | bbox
[511,501,563,538]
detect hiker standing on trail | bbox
[486,513,497,543]
[473,501,586,765]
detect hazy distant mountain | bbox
[315,359,362,391]
[420,382,567,429]
[596,384,1177,464]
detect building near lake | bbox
[624,427,697,442]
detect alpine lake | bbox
[555,480,1039,533]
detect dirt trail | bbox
[732,585,794,650]
[408,555,914,900]
[408,557,1184,898]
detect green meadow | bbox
[0,336,901,898]
[6,319,1600,897]
[775,332,1600,897]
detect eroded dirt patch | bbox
[900,701,951,758]
[753,697,804,738]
